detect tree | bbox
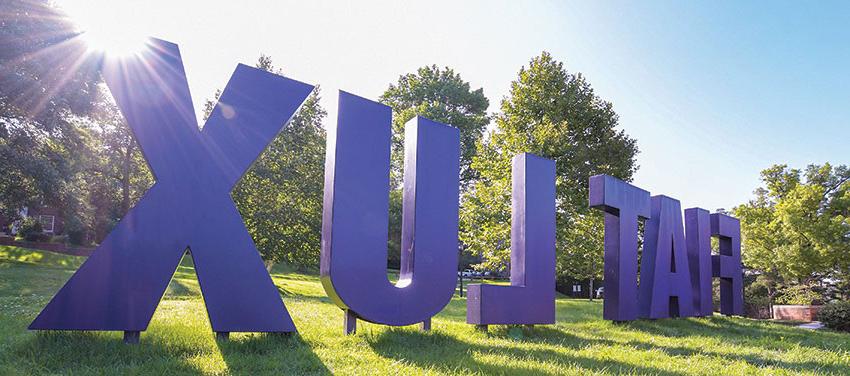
[380,65,489,187]
[380,66,489,269]
[460,52,639,291]
[205,55,326,269]
[84,88,152,242]
[0,0,100,230]
[734,163,850,301]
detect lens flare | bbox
[57,0,149,57]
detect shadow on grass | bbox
[6,329,332,375]
[619,316,850,374]
[9,331,206,375]
[0,247,83,270]
[215,332,331,375]
[624,339,850,374]
[166,278,200,298]
[625,315,850,350]
[366,327,685,375]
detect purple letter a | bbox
[639,196,695,318]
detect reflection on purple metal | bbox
[29,39,314,336]
[467,154,556,326]
[321,92,460,332]
[685,208,713,317]
[711,213,744,316]
[589,175,650,321]
[640,195,694,318]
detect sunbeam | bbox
[56,0,148,57]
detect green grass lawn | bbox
[0,245,848,375]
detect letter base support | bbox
[344,310,357,335]
[123,331,140,345]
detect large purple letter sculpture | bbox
[639,196,694,318]
[29,39,314,343]
[320,92,460,334]
[467,154,556,328]
[712,213,744,316]
[588,175,650,321]
[590,174,744,321]
[685,208,713,317]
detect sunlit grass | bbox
[0,247,848,375]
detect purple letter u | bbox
[320,92,460,333]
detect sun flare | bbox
[57,0,149,57]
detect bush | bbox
[18,218,48,242]
[775,283,823,305]
[744,276,772,318]
[817,301,850,332]
[64,215,89,246]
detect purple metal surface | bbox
[589,175,650,321]
[711,213,744,316]
[685,208,713,317]
[29,38,314,334]
[466,154,556,326]
[320,92,460,327]
[639,195,695,318]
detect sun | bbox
[79,27,150,57]
[57,0,150,57]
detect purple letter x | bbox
[29,39,314,340]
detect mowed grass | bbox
[0,246,848,375]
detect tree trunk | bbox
[589,277,594,302]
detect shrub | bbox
[744,276,772,318]
[817,301,850,332]
[18,218,48,242]
[64,215,89,246]
[775,283,822,305]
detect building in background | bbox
[0,206,64,236]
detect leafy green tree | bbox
[0,0,100,230]
[379,65,489,268]
[460,52,639,291]
[205,55,326,268]
[380,65,489,187]
[734,163,850,300]
[84,89,152,242]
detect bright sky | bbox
[57,0,849,211]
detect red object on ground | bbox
[772,305,823,322]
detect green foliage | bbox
[817,301,850,332]
[17,217,45,242]
[1,1,152,246]
[386,190,403,269]
[380,65,489,267]
[734,163,850,300]
[0,0,101,222]
[744,275,772,308]
[461,52,638,284]
[380,65,489,187]
[774,283,822,305]
[203,55,327,268]
[85,91,153,241]
[2,246,850,375]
